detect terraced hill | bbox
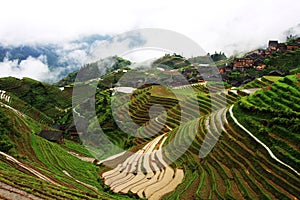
[0,77,72,122]
[233,74,300,170]
[97,76,299,199]
[0,90,53,125]
[242,76,282,89]
[0,102,131,199]
[152,54,190,69]
[0,71,299,199]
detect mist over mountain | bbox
[0,35,110,82]
[0,23,299,83]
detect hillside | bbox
[233,74,300,169]
[55,56,131,87]
[0,100,133,199]
[152,54,190,69]
[0,77,71,122]
[92,78,299,199]
[0,46,300,199]
[0,71,299,199]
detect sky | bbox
[1,0,299,53]
[0,0,299,81]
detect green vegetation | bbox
[0,160,105,199]
[105,72,299,199]
[0,77,71,122]
[56,56,131,87]
[242,76,273,89]
[265,49,300,74]
[153,53,190,69]
[210,52,227,62]
[0,49,299,200]
[263,76,283,82]
[234,74,300,169]
[95,89,135,150]
[188,52,228,65]
[0,109,14,152]
[62,139,93,157]
[162,102,299,199]
[0,103,132,199]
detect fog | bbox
[0,0,299,81]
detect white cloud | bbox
[0,0,300,55]
[0,55,61,82]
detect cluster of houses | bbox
[223,37,300,72]
[268,39,300,52]
[0,90,11,103]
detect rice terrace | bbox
[0,4,300,199]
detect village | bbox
[178,37,300,86]
[224,37,300,71]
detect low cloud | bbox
[0,55,61,82]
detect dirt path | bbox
[0,102,25,118]
[0,151,58,185]
[67,151,95,163]
[62,170,98,191]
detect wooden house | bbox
[254,58,266,70]
[233,58,254,70]
[287,43,299,51]
[277,43,287,52]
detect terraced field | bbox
[0,77,71,121]
[101,133,185,200]
[1,73,299,200]
[242,76,281,89]
[233,74,300,170]
[0,105,130,199]
[0,91,53,125]
[162,107,299,199]
[100,77,299,199]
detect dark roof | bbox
[52,124,67,131]
[268,70,284,76]
[254,58,264,65]
[245,53,260,59]
[277,43,286,47]
[39,130,63,142]
[269,40,278,46]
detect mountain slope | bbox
[233,74,300,169]
[0,77,71,122]
[0,100,132,199]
